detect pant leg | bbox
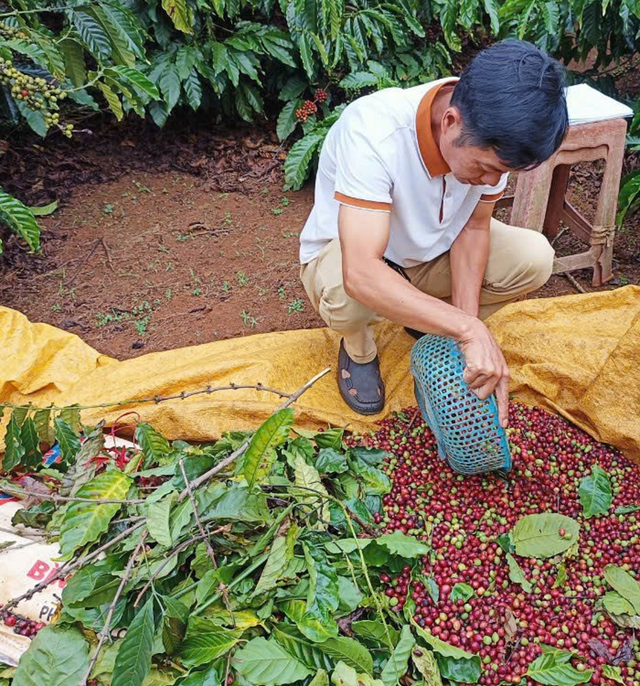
[300,239,382,363]
[404,218,555,320]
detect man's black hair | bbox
[450,40,569,170]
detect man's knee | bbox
[521,231,555,291]
[318,283,376,331]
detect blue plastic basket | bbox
[410,334,511,475]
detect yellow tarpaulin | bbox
[1,285,639,460]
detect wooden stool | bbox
[498,118,627,287]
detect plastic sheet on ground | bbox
[0,285,639,461]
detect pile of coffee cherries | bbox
[364,402,640,686]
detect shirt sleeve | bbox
[478,173,509,203]
[332,105,393,213]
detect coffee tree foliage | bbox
[1,0,639,248]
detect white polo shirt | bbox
[299,77,508,267]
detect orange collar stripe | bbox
[416,78,459,178]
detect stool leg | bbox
[543,165,571,240]
[511,163,555,231]
[591,135,626,287]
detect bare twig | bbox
[0,521,145,615]
[133,526,228,607]
[100,237,115,270]
[179,460,235,625]
[179,367,331,501]
[0,381,300,414]
[79,532,148,686]
[564,272,587,294]
[67,239,101,286]
[550,227,567,247]
[1,485,145,506]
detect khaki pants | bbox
[300,218,554,363]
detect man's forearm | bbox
[449,223,490,317]
[343,259,477,340]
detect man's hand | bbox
[458,320,510,428]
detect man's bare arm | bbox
[449,200,494,317]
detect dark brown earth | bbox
[0,113,638,360]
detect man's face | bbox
[438,106,512,187]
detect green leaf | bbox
[604,565,640,614]
[578,465,612,517]
[277,99,303,141]
[351,620,398,649]
[206,486,270,522]
[110,66,160,101]
[497,532,515,553]
[254,524,299,596]
[314,428,344,450]
[294,455,329,525]
[331,662,384,686]
[12,625,89,686]
[97,81,123,120]
[72,9,112,59]
[147,492,176,547]
[424,576,439,604]
[304,541,339,624]
[33,407,53,444]
[19,418,42,469]
[525,651,592,685]
[376,531,430,558]
[348,458,391,495]
[280,599,338,642]
[29,200,59,217]
[449,583,474,602]
[437,654,482,684]
[0,188,40,252]
[243,408,293,487]
[553,563,567,589]
[180,617,242,668]
[3,413,25,471]
[411,648,442,686]
[511,514,580,559]
[272,624,333,671]
[61,563,120,608]
[602,591,636,615]
[320,637,373,675]
[337,576,364,614]
[339,71,379,89]
[162,0,194,32]
[602,665,624,683]
[113,598,157,686]
[615,504,640,514]
[413,623,476,661]
[60,39,86,87]
[184,70,203,110]
[617,169,640,226]
[136,423,171,467]
[309,670,330,686]
[161,596,189,655]
[60,470,132,557]
[482,0,500,33]
[380,625,415,686]
[284,131,325,191]
[178,665,221,686]
[233,637,313,685]
[506,553,533,593]
[12,501,55,529]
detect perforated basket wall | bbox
[410,334,511,475]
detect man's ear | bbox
[441,106,463,139]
